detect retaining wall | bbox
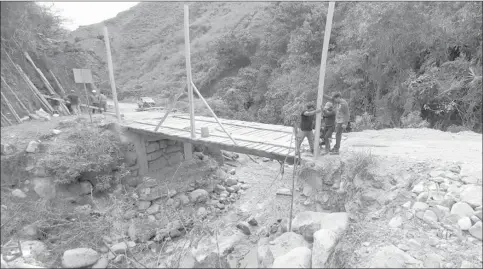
[124,131,188,176]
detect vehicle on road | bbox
[136,97,156,111]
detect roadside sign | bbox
[73,69,93,84]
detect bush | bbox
[400,111,430,128]
[446,124,470,133]
[352,112,376,132]
[39,123,128,187]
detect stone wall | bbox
[145,138,184,173]
[123,131,188,176]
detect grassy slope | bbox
[70,2,269,100]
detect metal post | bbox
[314,2,335,159]
[103,26,121,122]
[184,5,196,139]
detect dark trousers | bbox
[323,125,335,151]
[333,123,343,150]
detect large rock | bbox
[61,248,100,268]
[257,238,275,268]
[12,189,27,198]
[189,189,209,203]
[92,256,109,268]
[236,222,251,235]
[20,241,47,259]
[469,221,482,240]
[451,202,475,219]
[32,178,56,199]
[291,211,329,241]
[458,217,472,230]
[319,212,349,235]
[272,247,311,268]
[312,229,338,268]
[26,141,40,153]
[265,232,310,267]
[459,185,482,208]
[368,245,421,268]
[192,231,243,264]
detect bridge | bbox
[121,111,301,163]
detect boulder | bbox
[319,212,349,235]
[138,201,151,211]
[411,182,425,194]
[423,210,438,223]
[110,242,135,254]
[451,202,475,219]
[459,185,482,208]
[225,177,238,186]
[26,141,40,153]
[32,178,56,199]
[266,232,309,267]
[197,207,207,218]
[247,216,258,226]
[236,222,251,235]
[61,248,100,268]
[20,225,40,240]
[388,216,403,228]
[312,229,338,268]
[20,240,47,259]
[189,189,209,203]
[12,189,27,199]
[412,202,429,211]
[91,256,109,268]
[469,221,482,240]
[192,231,243,264]
[146,204,160,215]
[291,211,329,238]
[272,247,311,268]
[458,217,471,231]
[368,245,421,268]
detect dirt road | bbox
[109,100,482,178]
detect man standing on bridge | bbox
[297,103,322,155]
[331,92,350,155]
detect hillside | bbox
[70,2,269,99]
[71,2,482,133]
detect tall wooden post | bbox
[184,5,196,139]
[84,83,93,123]
[103,26,121,122]
[314,2,335,159]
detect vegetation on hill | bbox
[1,2,481,132]
[71,2,481,132]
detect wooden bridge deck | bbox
[121,112,301,161]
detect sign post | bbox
[314,2,335,159]
[73,68,93,123]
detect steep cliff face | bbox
[69,2,269,99]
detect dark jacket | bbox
[323,108,336,127]
[300,110,315,131]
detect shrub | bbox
[446,124,470,133]
[39,123,128,187]
[352,112,376,131]
[400,111,430,128]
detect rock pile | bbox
[406,164,482,241]
[257,211,349,268]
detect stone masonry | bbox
[145,138,184,173]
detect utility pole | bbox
[314,2,335,159]
[184,5,196,139]
[103,26,121,122]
